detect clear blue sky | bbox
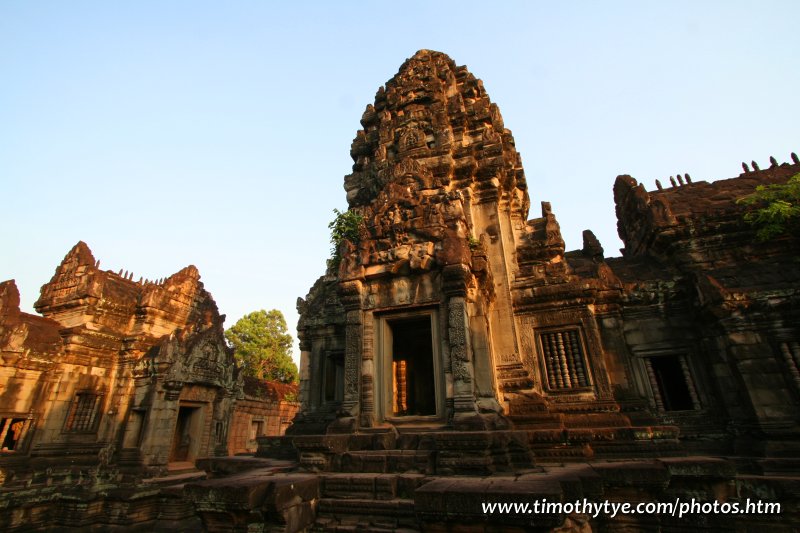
[2,1,798,365]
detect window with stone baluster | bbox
[0,416,29,451]
[63,392,102,433]
[642,355,701,411]
[538,329,591,391]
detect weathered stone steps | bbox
[314,472,427,532]
[315,497,417,531]
[337,450,435,474]
[320,472,427,500]
[117,447,144,466]
[280,428,681,475]
[143,469,207,488]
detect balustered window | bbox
[64,392,102,432]
[1,417,28,451]
[539,329,591,390]
[643,355,700,411]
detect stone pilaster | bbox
[443,265,480,429]
[334,281,363,432]
[359,311,375,428]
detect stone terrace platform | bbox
[184,454,800,532]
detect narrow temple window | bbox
[0,418,27,451]
[324,352,345,403]
[64,392,101,432]
[389,317,436,416]
[644,355,700,411]
[539,330,590,390]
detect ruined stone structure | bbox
[212,50,798,531]
[2,50,799,532]
[228,377,298,455]
[288,50,800,452]
[0,242,297,530]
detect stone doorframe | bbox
[373,308,444,425]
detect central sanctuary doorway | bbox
[378,311,441,422]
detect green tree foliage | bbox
[327,208,364,271]
[225,309,298,384]
[738,173,800,241]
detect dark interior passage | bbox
[170,406,197,462]
[651,356,694,411]
[324,352,345,403]
[390,317,435,416]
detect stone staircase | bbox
[313,473,425,532]
[272,422,680,478]
[180,454,800,532]
[503,392,682,461]
[337,450,435,474]
[117,447,144,467]
[140,461,207,490]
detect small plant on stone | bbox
[468,235,481,250]
[283,391,298,403]
[737,173,800,241]
[327,208,365,271]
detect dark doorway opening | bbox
[650,356,694,411]
[170,406,198,462]
[389,317,436,416]
[324,352,345,403]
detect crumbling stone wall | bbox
[228,377,298,454]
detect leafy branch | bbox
[737,173,800,241]
[327,208,365,271]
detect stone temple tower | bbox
[294,49,534,433]
[292,49,800,474]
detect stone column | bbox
[335,280,363,433]
[443,265,482,429]
[296,338,311,415]
[448,297,474,407]
[360,311,375,428]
